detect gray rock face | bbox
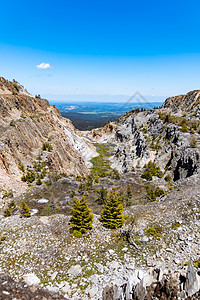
[171,149,200,181]
[107,111,200,182]
[102,285,119,300]
[186,261,199,297]
[102,266,200,300]
[133,279,146,300]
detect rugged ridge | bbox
[0,77,97,195]
[88,91,200,181]
[162,90,200,116]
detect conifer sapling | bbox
[100,189,125,229]
[70,196,94,235]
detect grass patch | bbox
[90,144,116,178]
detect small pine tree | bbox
[100,190,125,229]
[70,196,94,234]
[19,201,31,217]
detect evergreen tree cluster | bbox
[70,189,125,236]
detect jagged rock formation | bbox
[0,77,97,195]
[88,91,200,181]
[102,263,200,299]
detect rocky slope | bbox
[0,85,200,299]
[88,90,200,182]
[0,174,199,299]
[0,77,97,195]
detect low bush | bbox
[3,208,11,217]
[42,142,53,152]
[146,184,164,202]
[141,161,163,181]
[73,230,82,238]
[190,136,197,148]
[19,201,31,218]
[13,83,19,92]
[164,174,172,182]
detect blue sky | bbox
[1,0,200,102]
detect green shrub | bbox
[94,176,99,183]
[193,258,200,268]
[164,174,172,182]
[190,136,197,148]
[141,161,163,181]
[42,142,53,152]
[2,191,8,199]
[13,83,19,92]
[24,170,36,183]
[8,199,16,209]
[2,191,13,199]
[18,162,25,173]
[155,186,165,197]
[171,222,181,230]
[181,123,188,132]
[97,186,107,205]
[36,178,42,185]
[73,230,82,238]
[0,236,6,242]
[3,208,11,217]
[141,169,153,181]
[146,185,164,202]
[146,226,162,237]
[127,184,133,199]
[19,201,31,217]
[10,120,15,126]
[112,169,120,180]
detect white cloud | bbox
[36,62,51,70]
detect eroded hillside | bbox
[0,77,97,195]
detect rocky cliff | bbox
[88,91,200,182]
[0,77,97,195]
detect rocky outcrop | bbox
[162,90,200,116]
[0,77,32,97]
[0,77,97,194]
[88,92,200,181]
[102,263,200,299]
[167,149,200,181]
[88,122,118,143]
